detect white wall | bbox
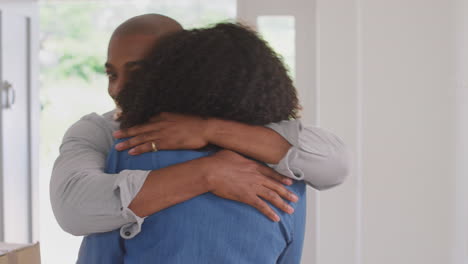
[317,0,459,264]
[239,1,460,263]
[315,0,360,262]
[360,1,456,263]
[455,0,468,262]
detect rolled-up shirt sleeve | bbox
[266,120,350,190]
[50,113,149,238]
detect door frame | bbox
[0,1,39,243]
[455,0,468,262]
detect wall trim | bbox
[455,0,468,262]
[355,0,363,263]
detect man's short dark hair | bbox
[111,14,182,38]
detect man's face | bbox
[105,34,158,99]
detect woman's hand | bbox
[203,150,299,222]
[114,112,212,155]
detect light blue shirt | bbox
[77,138,307,264]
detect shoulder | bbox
[64,113,110,137]
[61,111,117,151]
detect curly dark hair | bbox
[117,23,300,129]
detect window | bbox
[257,16,296,79]
[39,1,235,263]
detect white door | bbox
[0,1,38,244]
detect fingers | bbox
[115,132,160,151]
[128,140,161,155]
[256,165,293,186]
[114,122,165,139]
[246,196,280,222]
[257,186,295,215]
[261,176,299,203]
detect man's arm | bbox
[114,113,350,190]
[50,114,147,236]
[51,113,297,237]
[265,119,350,190]
[206,119,350,190]
[129,150,297,220]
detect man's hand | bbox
[203,150,298,222]
[114,112,212,155]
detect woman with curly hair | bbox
[78,23,306,264]
[117,23,300,128]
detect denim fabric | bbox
[77,138,306,264]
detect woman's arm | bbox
[114,113,290,164]
[114,113,350,189]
